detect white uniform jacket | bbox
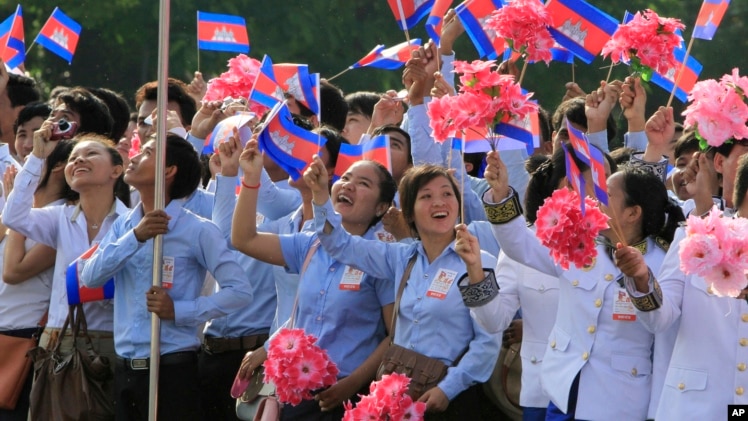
[491,215,665,421]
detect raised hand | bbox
[303,155,330,205]
[238,134,263,184]
[484,150,510,202]
[644,106,675,161]
[186,71,207,105]
[620,76,646,131]
[614,243,650,291]
[217,132,243,177]
[191,100,227,139]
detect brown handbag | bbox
[376,255,450,400]
[28,304,114,421]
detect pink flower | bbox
[683,70,748,148]
[394,401,426,421]
[345,374,424,421]
[204,54,268,115]
[484,0,555,65]
[706,263,748,298]
[679,233,723,275]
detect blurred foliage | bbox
[2,0,746,134]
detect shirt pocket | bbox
[664,366,708,392]
[521,340,548,365]
[522,276,558,294]
[611,353,652,378]
[548,328,571,353]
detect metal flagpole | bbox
[149,0,170,420]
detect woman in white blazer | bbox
[477,150,684,421]
[617,150,748,421]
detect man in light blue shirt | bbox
[81,134,252,421]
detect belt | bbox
[202,333,269,355]
[116,351,197,371]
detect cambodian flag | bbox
[257,102,325,181]
[426,0,454,45]
[495,111,540,155]
[503,43,574,64]
[456,0,506,59]
[545,0,618,64]
[566,120,607,205]
[203,112,255,154]
[388,0,435,30]
[273,63,319,116]
[248,55,284,110]
[35,7,81,64]
[561,142,586,214]
[66,245,114,305]
[649,47,703,103]
[350,39,422,70]
[693,0,730,40]
[197,11,250,53]
[0,5,24,69]
[334,135,392,180]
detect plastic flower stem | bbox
[518,60,529,86]
[666,36,695,108]
[571,61,575,84]
[606,201,629,248]
[605,63,614,84]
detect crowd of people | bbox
[0,8,747,421]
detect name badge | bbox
[375,228,396,243]
[162,256,175,289]
[613,289,636,321]
[426,269,458,300]
[339,265,364,291]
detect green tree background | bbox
[3,0,746,129]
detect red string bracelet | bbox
[241,180,261,190]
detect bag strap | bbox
[52,305,75,354]
[389,253,418,344]
[288,239,321,328]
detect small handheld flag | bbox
[545,0,618,64]
[426,0,454,45]
[650,47,703,103]
[35,7,81,64]
[455,0,506,59]
[334,135,392,180]
[693,0,730,41]
[565,120,607,205]
[248,55,284,110]
[388,0,435,31]
[561,142,586,214]
[66,245,114,305]
[0,5,24,69]
[257,102,325,181]
[273,64,319,116]
[197,11,250,53]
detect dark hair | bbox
[673,131,700,159]
[134,78,197,125]
[312,80,348,132]
[609,147,635,166]
[618,166,684,243]
[13,102,52,134]
[69,133,130,207]
[734,153,748,210]
[37,139,78,202]
[48,86,69,104]
[315,126,346,170]
[538,106,552,144]
[57,88,114,137]
[345,91,380,118]
[165,134,202,200]
[525,154,549,175]
[525,143,617,223]
[552,97,617,142]
[371,125,413,166]
[6,74,41,107]
[87,87,131,141]
[399,165,462,236]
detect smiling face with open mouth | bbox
[64,139,122,192]
[412,175,460,240]
[330,161,389,233]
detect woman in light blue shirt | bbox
[232,136,396,421]
[306,160,500,420]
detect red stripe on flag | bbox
[197,22,249,44]
[695,2,728,27]
[39,18,79,51]
[546,0,611,55]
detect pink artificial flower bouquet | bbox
[534,188,609,270]
[426,59,537,147]
[343,373,426,421]
[203,54,270,116]
[602,10,685,81]
[263,328,339,405]
[483,0,555,64]
[682,68,748,150]
[679,206,748,297]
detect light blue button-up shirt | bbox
[80,199,253,358]
[277,230,394,378]
[205,175,276,338]
[313,199,500,400]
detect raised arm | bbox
[231,135,285,266]
[2,232,56,285]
